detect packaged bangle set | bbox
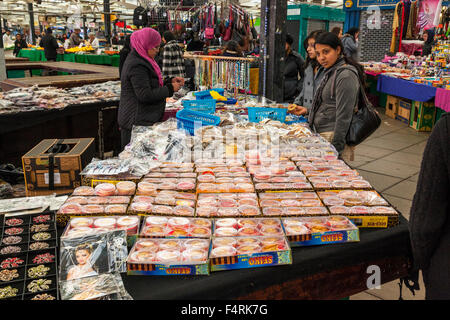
[196,193,261,218]
[127,190,197,216]
[281,216,360,247]
[213,218,284,237]
[317,190,399,228]
[0,212,59,300]
[127,238,211,275]
[62,216,141,247]
[209,235,292,272]
[140,216,212,239]
[258,191,328,217]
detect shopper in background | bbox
[68,28,82,48]
[161,31,186,82]
[13,34,28,56]
[118,28,184,150]
[290,30,326,117]
[88,32,99,48]
[2,29,14,47]
[409,113,450,300]
[119,35,131,76]
[39,28,59,62]
[421,29,435,56]
[341,27,360,61]
[283,33,305,103]
[331,27,343,39]
[186,31,205,52]
[308,32,365,161]
[222,40,243,57]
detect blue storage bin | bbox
[182,99,216,114]
[194,88,225,100]
[285,115,307,125]
[176,109,221,135]
[247,107,287,123]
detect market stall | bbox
[1,61,119,90]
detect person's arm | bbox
[409,116,449,271]
[331,69,359,154]
[128,65,174,105]
[39,38,43,48]
[293,87,304,106]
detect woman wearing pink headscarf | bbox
[118,27,184,149]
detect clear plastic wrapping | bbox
[59,273,132,300]
[59,230,128,282]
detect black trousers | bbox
[120,128,132,151]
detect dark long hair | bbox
[315,32,365,86]
[303,30,325,70]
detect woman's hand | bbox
[288,104,307,116]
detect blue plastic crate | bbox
[176,109,221,135]
[247,107,287,123]
[194,88,225,100]
[182,99,216,114]
[285,115,307,124]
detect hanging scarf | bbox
[130,27,163,87]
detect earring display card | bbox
[59,230,127,282]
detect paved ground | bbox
[349,108,429,300]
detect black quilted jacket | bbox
[118,49,174,130]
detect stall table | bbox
[120,216,411,300]
[1,61,119,90]
[17,49,120,67]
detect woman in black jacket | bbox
[284,34,305,103]
[118,28,184,150]
[409,113,450,300]
[119,35,131,76]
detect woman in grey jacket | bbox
[290,30,325,117]
[341,27,359,62]
[308,32,365,161]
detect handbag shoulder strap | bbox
[331,64,370,111]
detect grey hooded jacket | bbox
[341,34,359,62]
[308,58,360,154]
[293,63,325,113]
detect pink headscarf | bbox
[130,28,163,87]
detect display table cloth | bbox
[377,74,437,102]
[119,215,411,300]
[435,88,450,112]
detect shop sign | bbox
[287,8,301,16]
[345,0,354,7]
[357,0,398,7]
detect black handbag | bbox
[344,69,381,146]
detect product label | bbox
[91,179,121,187]
[348,216,388,228]
[44,173,61,185]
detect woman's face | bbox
[307,38,317,59]
[315,43,341,69]
[423,32,428,42]
[339,29,343,38]
[76,249,90,265]
[147,46,160,59]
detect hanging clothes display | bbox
[406,1,419,39]
[391,1,404,53]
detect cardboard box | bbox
[209,237,292,272]
[385,95,399,119]
[395,99,411,124]
[22,138,95,196]
[409,101,436,131]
